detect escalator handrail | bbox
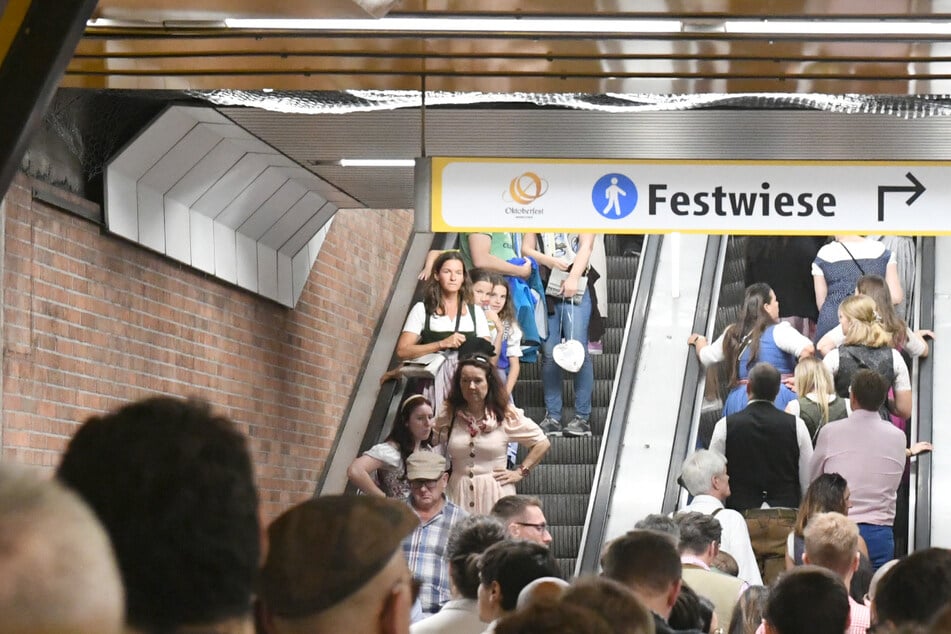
[576,235,664,575]
[662,236,728,513]
[316,232,457,495]
[914,236,935,549]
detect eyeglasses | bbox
[409,479,440,490]
[515,521,550,533]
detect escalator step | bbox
[725,237,747,260]
[518,464,596,495]
[538,435,602,464]
[715,305,740,333]
[514,379,615,409]
[607,255,640,279]
[602,326,625,351]
[556,558,577,579]
[608,302,629,324]
[549,524,584,559]
[608,278,636,300]
[723,258,747,285]
[532,493,590,524]
[522,406,609,432]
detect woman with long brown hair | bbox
[816,274,931,359]
[346,394,434,499]
[434,356,549,514]
[396,251,492,416]
[689,283,814,416]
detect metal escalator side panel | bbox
[914,237,936,549]
[316,232,456,495]
[576,234,663,576]
[663,236,727,514]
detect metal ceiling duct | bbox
[194,89,951,119]
[105,105,360,307]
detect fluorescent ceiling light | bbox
[724,20,951,36]
[90,16,951,37]
[223,17,682,34]
[338,159,415,167]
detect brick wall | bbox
[1,173,413,520]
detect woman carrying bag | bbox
[521,233,596,438]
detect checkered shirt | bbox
[402,498,468,615]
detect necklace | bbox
[458,408,492,437]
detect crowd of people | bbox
[2,392,948,633]
[2,232,948,634]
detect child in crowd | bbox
[489,274,523,398]
[470,268,505,360]
[785,357,848,445]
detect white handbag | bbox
[552,299,585,373]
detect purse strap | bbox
[561,296,574,341]
[839,241,866,276]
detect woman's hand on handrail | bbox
[687,333,708,356]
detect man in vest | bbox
[709,362,813,583]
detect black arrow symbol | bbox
[878,172,925,222]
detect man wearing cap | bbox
[260,495,419,634]
[402,451,469,619]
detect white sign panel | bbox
[430,157,949,235]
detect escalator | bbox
[663,236,935,557]
[328,232,662,576]
[515,234,643,574]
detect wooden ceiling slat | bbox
[72,3,951,93]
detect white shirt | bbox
[699,321,813,367]
[679,494,763,585]
[710,408,815,500]
[403,301,491,338]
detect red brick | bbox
[2,177,413,521]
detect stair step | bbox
[518,464,596,495]
[608,278,636,301]
[537,435,602,464]
[608,302,630,324]
[522,406,610,433]
[549,524,584,559]
[513,379,615,408]
[606,255,640,279]
[531,493,591,525]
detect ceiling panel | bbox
[71,2,951,93]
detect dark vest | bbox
[724,401,801,511]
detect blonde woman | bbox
[785,357,848,444]
[821,295,911,419]
[816,274,931,358]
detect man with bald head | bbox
[0,463,124,633]
[260,495,419,634]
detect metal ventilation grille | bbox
[220,103,951,210]
[200,90,951,119]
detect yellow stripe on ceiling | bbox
[0,0,33,64]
